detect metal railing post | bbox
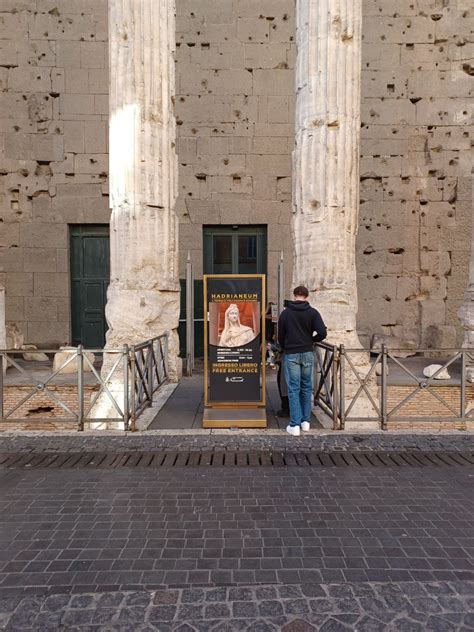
[186,251,194,377]
[130,346,137,432]
[339,345,346,430]
[332,345,339,430]
[461,350,466,422]
[164,334,169,379]
[147,340,153,407]
[0,353,4,422]
[123,344,130,431]
[277,251,284,316]
[77,345,84,431]
[157,337,161,383]
[381,344,387,430]
[313,346,319,406]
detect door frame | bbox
[69,224,110,348]
[203,225,267,276]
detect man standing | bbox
[278,286,327,436]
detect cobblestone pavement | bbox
[0,463,473,630]
[0,430,473,454]
[1,582,474,631]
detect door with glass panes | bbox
[203,225,267,275]
[179,226,267,359]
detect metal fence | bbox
[314,343,474,429]
[0,335,168,431]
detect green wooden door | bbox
[70,225,110,348]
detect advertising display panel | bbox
[204,275,265,408]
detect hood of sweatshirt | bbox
[285,300,311,311]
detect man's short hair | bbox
[293,285,309,298]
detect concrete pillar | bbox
[106,0,180,379]
[292,0,362,348]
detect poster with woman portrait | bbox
[204,275,265,406]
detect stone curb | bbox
[0,429,473,453]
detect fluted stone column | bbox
[293,0,362,348]
[106,0,179,378]
[293,0,377,425]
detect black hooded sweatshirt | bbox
[277,300,327,354]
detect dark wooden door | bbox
[70,225,110,348]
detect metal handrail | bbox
[314,343,474,429]
[0,334,169,431]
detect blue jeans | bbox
[283,352,314,427]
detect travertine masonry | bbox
[0,0,109,347]
[357,0,474,348]
[106,0,180,379]
[174,0,296,298]
[292,0,363,346]
[0,0,472,352]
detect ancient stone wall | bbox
[0,0,472,349]
[357,0,474,348]
[174,0,296,300]
[0,0,109,347]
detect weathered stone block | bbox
[0,247,23,274]
[27,321,69,346]
[84,121,107,153]
[20,223,67,249]
[60,93,95,115]
[267,96,289,123]
[63,120,85,153]
[65,69,89,94]
[88,68,108,94]
[28,13,96,42]
[25,296,57,321]
[237,17,270,43]
[6,322,24,350]
[4,133,34,161]
[0,41,18,67]
[0,224,20,248]
[9,67,52,92]
[80,41,106,68]
[363,42,401,70]
[211,69,253,95]
[253,136,289,154]
[55,40,81,68]
[6,273,33,298]
[23,247,57,273]
[20,344,49,361]
[33,273,68,298]
[247,153,291,176]
[6,296,24,323]
[0,13,28,40]
[244,43,290,69]
[253,69,293,95]
[94,94,108,114]
[33,134,64,162]
[196,137,229,155]
[74,153,107,174]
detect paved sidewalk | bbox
[0,429,473,454]
[0,461,473,629]
[2,581,473,631]
[149,372,291,430]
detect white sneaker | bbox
[286,424,301,437]
[301,421,310,432]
